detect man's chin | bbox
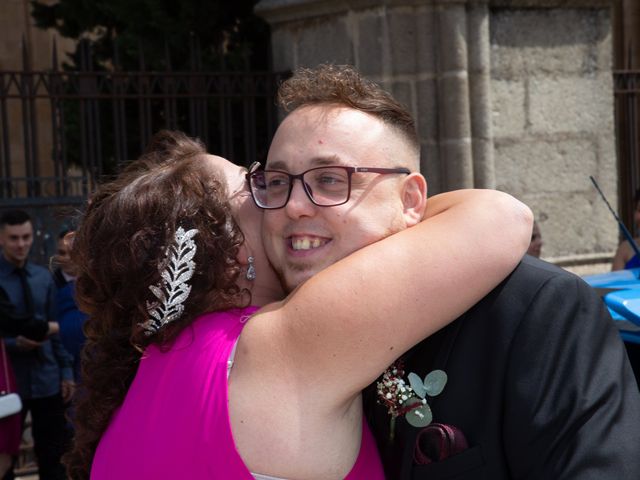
[282,269,316,294]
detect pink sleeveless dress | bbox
[0,342,21,455]
[91,307,384,479]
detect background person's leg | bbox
[29,394,67,480]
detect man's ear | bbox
[401,173,427,226]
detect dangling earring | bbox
[246,256,256,281]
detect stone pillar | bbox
[468,2,495,189]
[435,2,474,189]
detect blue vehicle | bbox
[582,268,640,384]
[582,268,640,345]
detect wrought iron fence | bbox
[614,70,640,230]
[0,40,288,262]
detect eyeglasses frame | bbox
[246,162,411,210]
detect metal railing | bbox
[0,39,288,262]
[614,70,640,230]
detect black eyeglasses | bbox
[246,162,411,209]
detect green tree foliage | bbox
[31,0,270,70]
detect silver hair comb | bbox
[140,227,198,335]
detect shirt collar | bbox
[61,270,75,282]
[0,255,31,275]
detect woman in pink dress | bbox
[63,131,532,480]
[0,341,21,477]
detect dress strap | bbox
[227,339,239,380]
[252,473,288,480]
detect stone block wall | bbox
[490,7,617,260]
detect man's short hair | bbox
[278,64,420,157]
[0,210,31,229]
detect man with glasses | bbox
[248,165,410,210]
[248,64,640,479]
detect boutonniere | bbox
[376,360,447,440]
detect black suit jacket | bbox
[363,256,640,479]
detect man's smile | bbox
[289,235,330,251]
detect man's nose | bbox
[284,179,316,218]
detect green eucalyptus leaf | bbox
[404,398,432,428]
[408,372,427,398]
[424,370,448,397]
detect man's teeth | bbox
[292,237,324,250]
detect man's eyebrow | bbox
[267,155,348,171]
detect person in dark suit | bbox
[363,254,640,479]
[1,286,49,341]
[260,64,640,479]
[0,210,73,480]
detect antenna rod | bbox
[590,176,640,263]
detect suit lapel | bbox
[364,318,466,479]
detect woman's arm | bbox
[244,189,532,402]
[611,241,631,271]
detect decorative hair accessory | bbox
[140,227,198,335]
[246,256,256,281]
[377,360,447,440]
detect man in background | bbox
[0,210,74,480]
[527,220,543,258]
[52,230,86,382]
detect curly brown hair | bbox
[277,64,420,157]
[63,131,247,479]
